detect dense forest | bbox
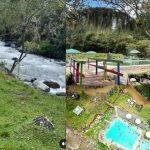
[66,0,150,58]
[0,0,65,61]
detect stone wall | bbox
[80,7,135,30]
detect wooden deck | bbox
[78,74,115,88]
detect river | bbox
[0,41,66,95]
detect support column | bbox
[103,61,107,80]
[70,59,72,73]
[73,60,75,77]
[96,60,98,75]
[76,63,80,83]
[88,58,89,69]
[117,63,120,85]
[80,62,83,86]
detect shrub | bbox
[37,40,55,57]
[66,73,75,85]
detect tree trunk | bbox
[9,60,17,74]
[9,27,26,74]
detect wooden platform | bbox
[77,74,115,88]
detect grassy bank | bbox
[0,71,65,150]
[135,84,150,100]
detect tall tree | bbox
[97,0,150,37]
[0,0,65,73]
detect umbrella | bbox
[86,51,97,54]
[66,49,81,54]
[126,113,132,119]
[145,131,150,139]
[129,49,140,54]
[129,49,140,64]
[135,118,141,124]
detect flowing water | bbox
[0,41,66,94]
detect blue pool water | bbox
[140,141,150,150]
[104,118,140,150]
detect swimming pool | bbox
[104,118,140,150]
[140,140,150,150]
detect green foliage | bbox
[136,84,150,100]
[67,25,150,58]
[0,61,6,68]
[66,73,75,85]
[0,0,65,60]
[24,41,40,53]
[67,27,132,54]
[37,40,55,57]
[127,40,150,57]
[97,140,114,150]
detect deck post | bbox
[76,62,80,83]
[103,61,107,80]
[88,58,89,69]
[73,60,75,77]
[117,63,120,85]
[80,62,83,86]
[96,60,98,75]
[70,58,72,73]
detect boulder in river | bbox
[56,92,66,96]
[12,57,18,61]
[33,80,50,92]
[4,41,11,47]
[20,76,37,83]
[24,81,33,87]
[11,43,16,48]
[43,81,60,89]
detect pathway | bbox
[66,127,99,150]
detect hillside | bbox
[0,71,65,150]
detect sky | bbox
[67,0,112,8]
[67,0,137,18]
[85,0,112,8]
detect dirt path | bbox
[66,127,99,150]
[68,85,114,97]
[124,85,150,106]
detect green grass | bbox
[115,92,149,121]
[85,108,114,150]
[66,91,111,130]
[0,71,65,150]
[96,140,114,150]
[135,84,150,100]
[67,53,124,61]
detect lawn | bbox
[66,91,110,130]
[66,53,124,63]
[66,91,114,149]
[135,84,150,100]
[113,90,150,122]
[0,71,65,150]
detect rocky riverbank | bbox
[0,41,66,95]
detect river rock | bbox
[11,43,16,48]
[33,80,50,92]
[4,41,11,47]
[12,57,18,61]
[20,76,37,82]
[43,81,60,89]
[56,92,66,96]
[130,78,136,82]
[24,81,33,87]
